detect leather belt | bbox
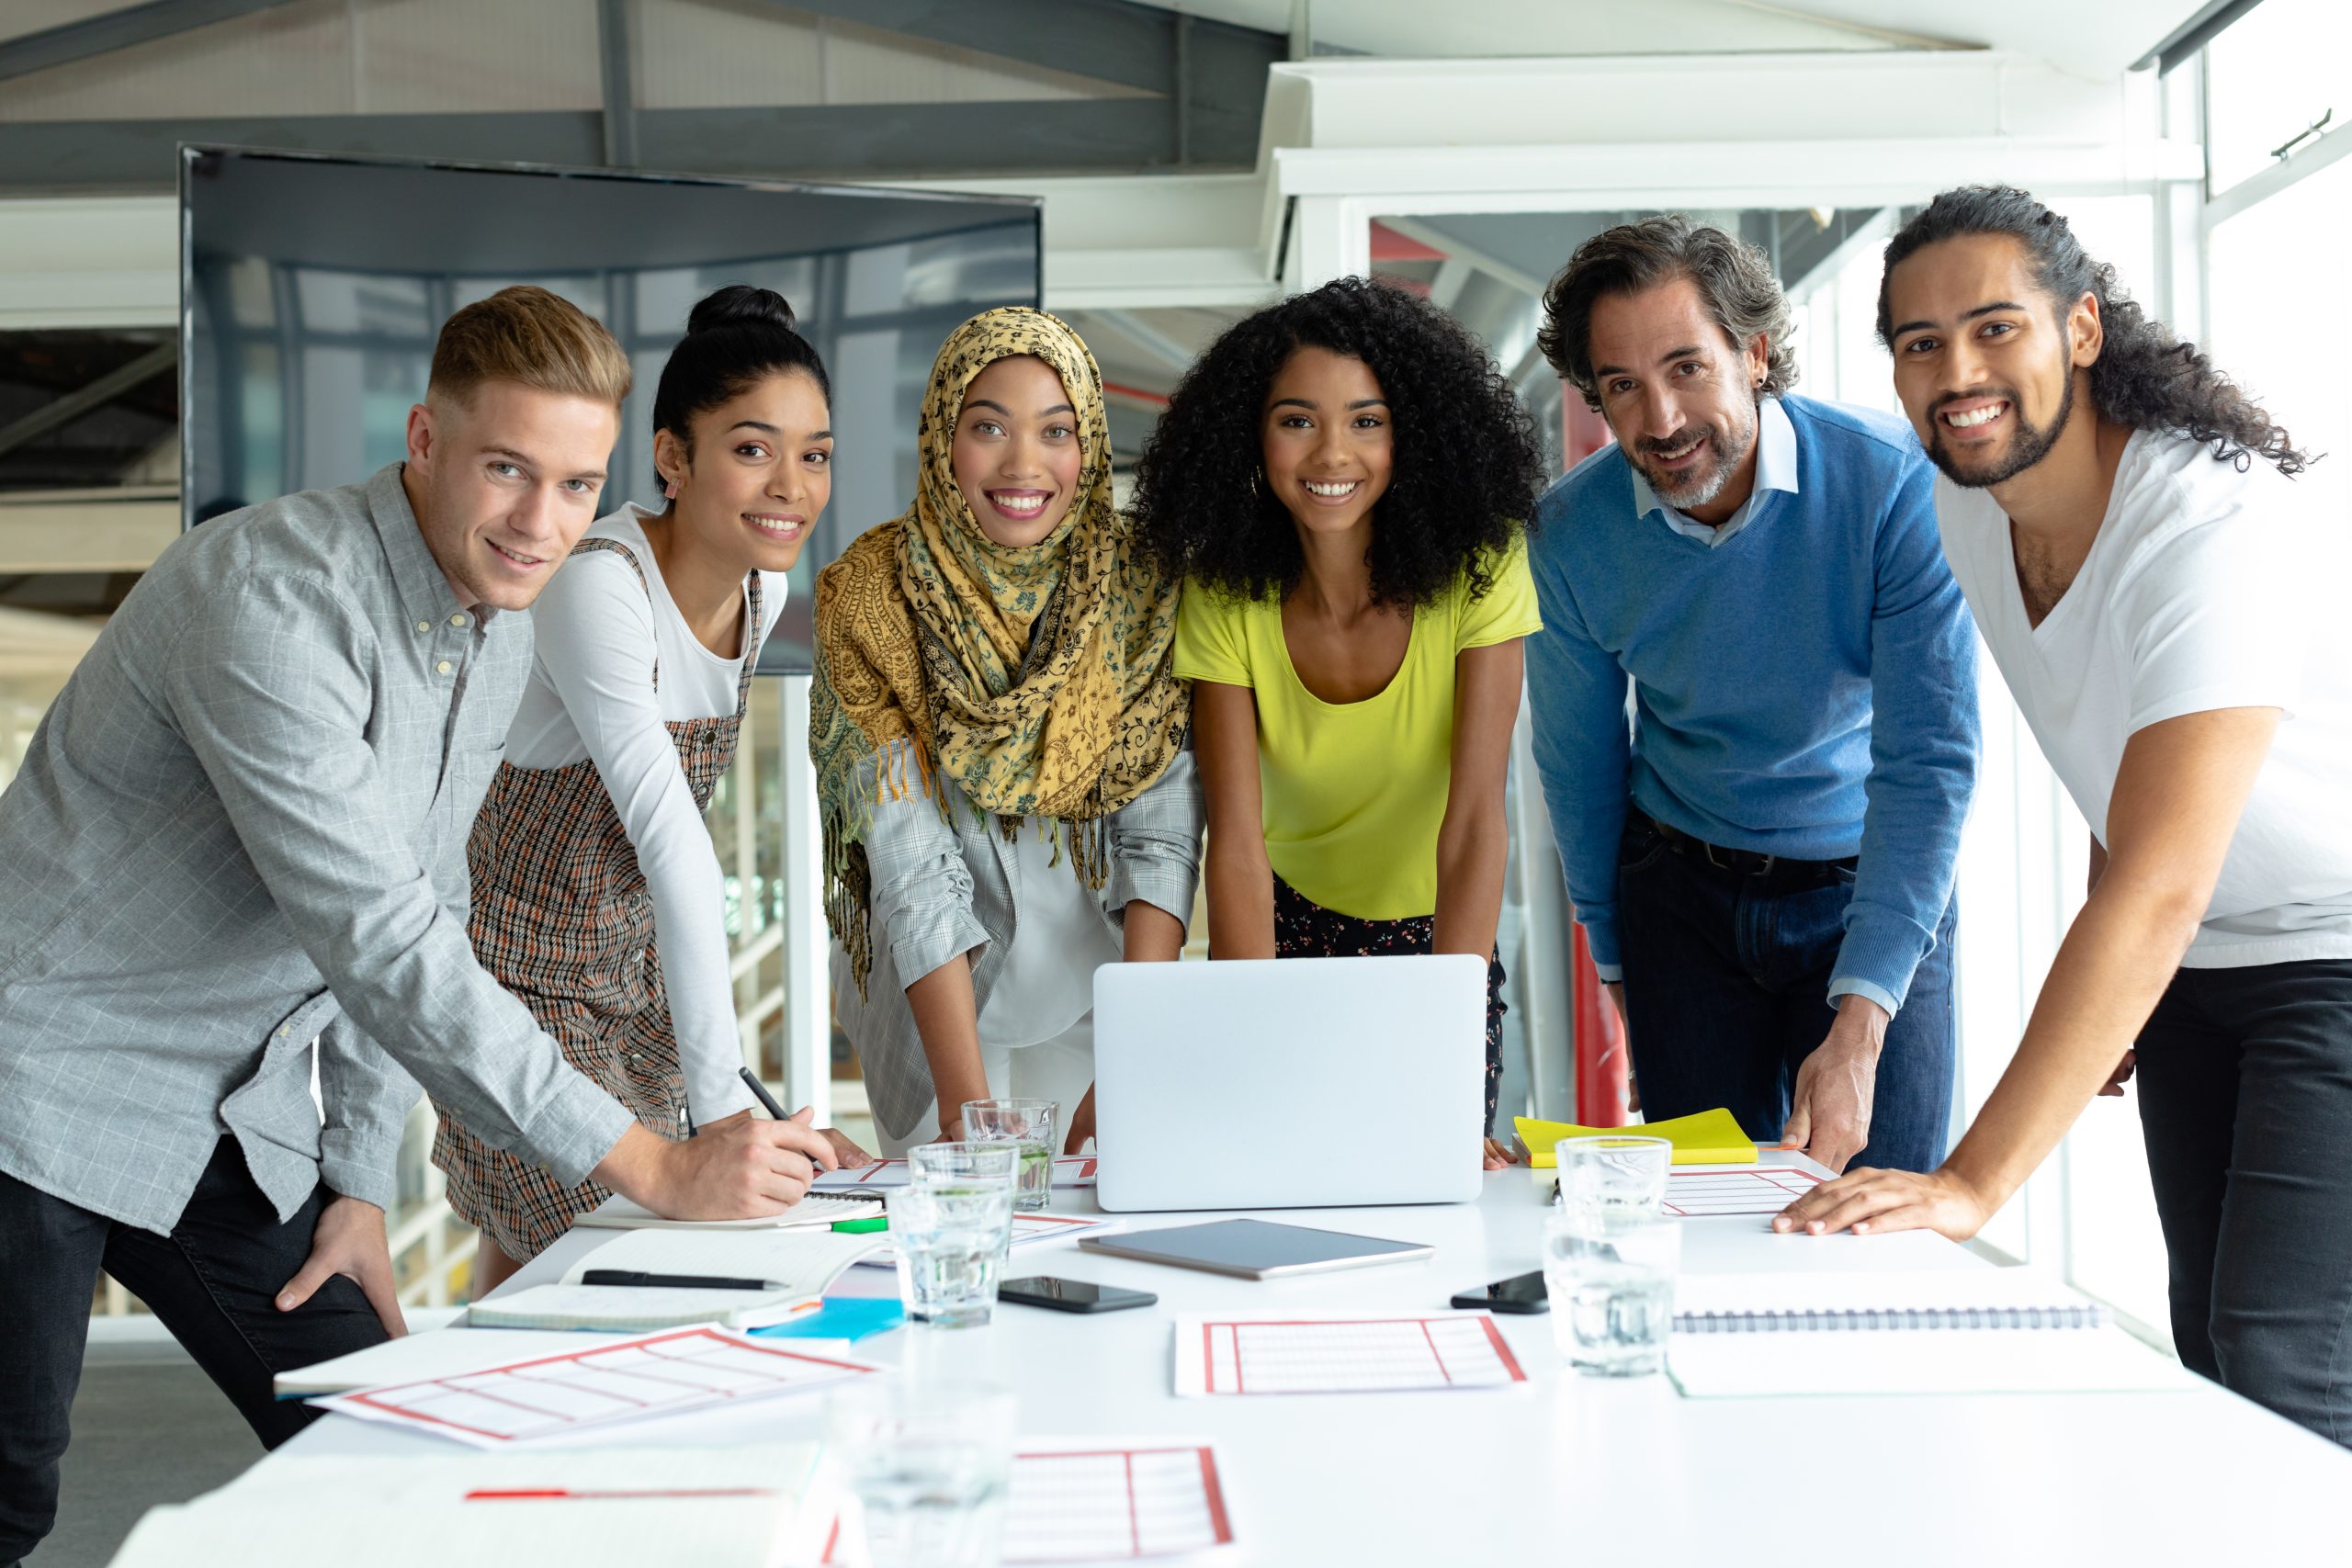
[1645,815,1857,883]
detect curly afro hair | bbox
[1130,276,1544,611]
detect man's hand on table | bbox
[1780,993,1887,1174]
[278,1195,407,1337]
[1772,1164,1993,1241]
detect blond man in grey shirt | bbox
[0,288,835,1565]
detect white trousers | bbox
[875,1016,1097,1156]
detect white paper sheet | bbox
[1170,1312,1528,1397]
[1004,1440,1237,1562]
[313,1325,880,1447]
[813,1440,1236,1567]
[274,1327,636,1399]
[1660,1168,1826,1215]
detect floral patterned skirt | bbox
[1271,875,1507,1135]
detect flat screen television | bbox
[181,146,1041,671]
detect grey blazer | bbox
[832,741,1204,1142]
[0,465,631,1234]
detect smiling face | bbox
[403,379,619,611]
[1586,276,1766,518]
[1260,345,1395,542]
[1884,231,2099,491]
[653,367,831,575]
[950,355,1082,547]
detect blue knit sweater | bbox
[1525,394,1979,1012]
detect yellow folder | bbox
[1515,1107,1758,1168]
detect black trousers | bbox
[0,1137,389,1566]
[2134,959,2352,1449]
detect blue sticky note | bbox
[751,1297,905,1344]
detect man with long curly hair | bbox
[1780,186,2352,1449]
[1527,216,1979,1177]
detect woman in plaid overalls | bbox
[435,286,868,1291]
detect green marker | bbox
[832,1215,888,1234]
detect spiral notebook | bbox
[1673,1269,2109,1334]
[1667,1270,2194,1399]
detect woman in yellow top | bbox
[1132,276,1546,1168]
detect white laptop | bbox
[1091,953,1487,1212]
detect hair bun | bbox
[688,285,797,336]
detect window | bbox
[2203,0,2352,197]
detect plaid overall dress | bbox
[432,537,763,1261]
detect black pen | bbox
[580,1269,777,1292]
[739,1066,791,1121]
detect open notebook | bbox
[465,1226,882,1332]
[1667,1269,2195,1398]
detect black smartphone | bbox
[1450,1269,1549,1314]
[1000,1276,1158,1314]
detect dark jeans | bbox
[2134,959,2352,1448]
[1615,816,1956,1171]
[0,1137,389,1566]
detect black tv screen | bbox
[180,146,1041,670]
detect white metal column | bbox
[779,673,831,1123]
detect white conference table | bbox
[275,1157,2352,1562]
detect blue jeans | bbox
[1613,816,1956,1171]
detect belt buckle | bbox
[1703,840,1774,877]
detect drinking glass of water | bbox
[1553,1134,1671,1225]
[827,1380,1015,1568]
[1542,1208,1680,1377]
[961,1099,1057,1213]
[888,1173,1014,1328]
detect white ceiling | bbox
[1140,0,2222,80]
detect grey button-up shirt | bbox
[0,464,632,1234]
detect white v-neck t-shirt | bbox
[1936,428,2352,968]
[503,505,787,1122]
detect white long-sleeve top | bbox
[503,505,786,1125]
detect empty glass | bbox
[1554,1134,1671,1225]
[961,1098,1058,1213]
[888,1169,1014,1328]
[1543,1208,1680,1377]
[827,1379,1015,1568]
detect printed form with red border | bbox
[820,1440,1237,1565]
[1170,1312,1529,1397]
[313,1326,881,1447]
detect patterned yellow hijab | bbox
[809,307,1187,992]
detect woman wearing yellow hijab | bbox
[811,308,1200,1154]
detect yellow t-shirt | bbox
[1172,538,1542,921]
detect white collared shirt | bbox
[1628,396,1800,547]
